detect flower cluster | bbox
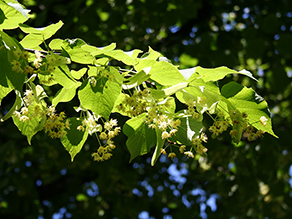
[209,119,230,136]
[117,89,150,117]
[77,112,101,135]
[208,109,265,142]
[208,109,230,137]
[13,89,36,123]
[186,98,204,118]
[13,89,70,139]
[160,131,208,161]
[242,125,265,141]
[148,114,181,140]
[91,119,121,162]
[10,48,33,74]
[192,134,208,155]
[13,106,29,122]
[43,106,70,139]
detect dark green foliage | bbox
[1,0,291,218]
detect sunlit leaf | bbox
[52,82,82,106]
[0,1,30,30]
[220,81,277,137]
[123,113,156,162]
[12,103,44,144]
[78,74,121,119]
[19,21,64,49]
[195,66,258,82]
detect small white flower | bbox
[13,111,21,119]
[109,119,118,127]
[184,151,194,158]
[20,115,29,122]
[260,116,268,126]
[104,122,111,130]
[161,131,171,139]
[21,107,29,115]
[89,77,97,87]
[47,105,56,116]
[158,121,168,130]
[170,129,178,135]
[77,125,85,131]
[24,89,33,97]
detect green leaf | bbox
[107,66,124,84]
[144,46,162,60]
[29,83,47,104]
[103,49,142,65]
[0,31,26,91]
[0,84,12,105]
[12,103,44,144]
[47,53,71,66]
[170,111,203,145]
[151,128,165,166]
[0,90,21,122]
[49,38,64,50]
[176,79,223,113]
[164,82,189,96]
[123,113,156,162]
[78,69,122,119]
[122,69,151,89]
[71,68,87,80]
[149,82,189,99]
[160,97,176,113]
[62,38,95,64]
[61,117,89,161]
[53,65,77,88]
[150,61,187,85]
[220,81,277,137]
[82,43,141,65]
[19,21,64,49]
[135,59,187,86]
[195,66,258,82]
[0,1,30,30]
[52,82,81,106]
[112,93,131,116]
[81,42,116,54]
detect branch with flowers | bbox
[0,1,277,165]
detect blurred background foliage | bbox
[1,0,292,218]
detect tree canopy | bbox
[0,0,291,219]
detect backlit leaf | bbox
[61,117,89,161]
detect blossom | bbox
[82,112,102,135]
[99,132,108,140]
[184,151,194,158]
[160,148,167,155]
[110,119,118,127]
[168,152,176,159]
[34,51,42,68]
[89,77,97,87]
[20,115,29,122]
[179,145,186,153]
[197,144,208,155]
[108,130,116,139]
[13,111,21,119]
[77,125,85,132]
[46,105,56,116]
[260,116,268,126]
[161,131,171,139]
[158,121,168,130]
